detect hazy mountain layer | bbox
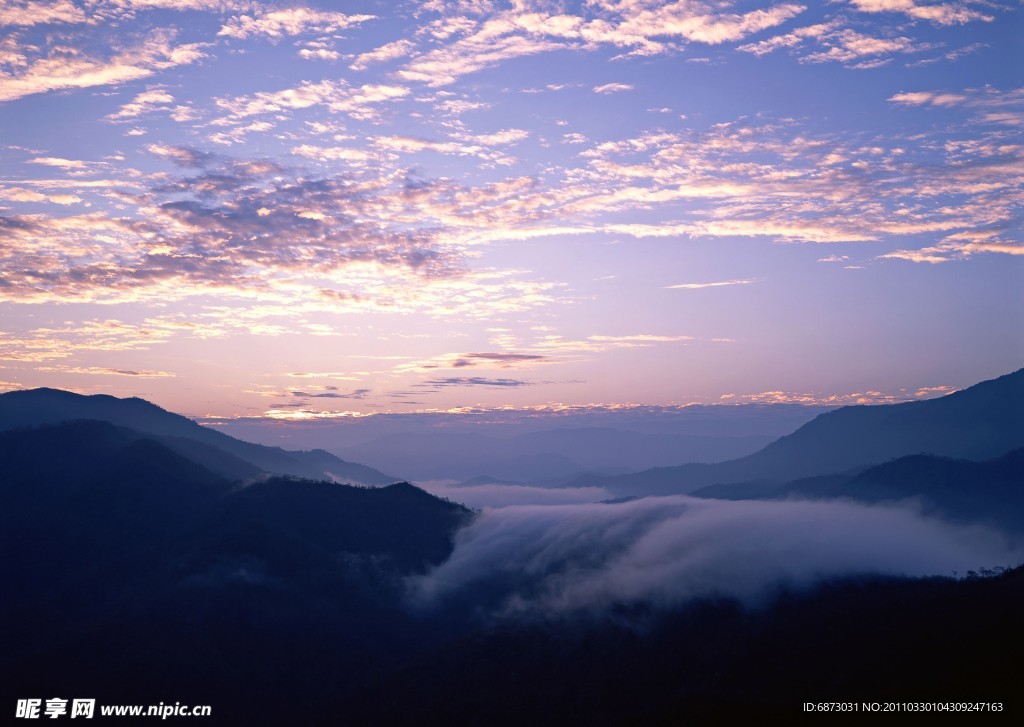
[579,368,1024,496]
[333,427,774,484]
[691,448,1024,533]
[0,387,397,485]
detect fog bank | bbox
[409,496,1021,617]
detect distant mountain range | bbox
[333,427,774,484]
[691,448,1024,533]
[577,368,1024,499]
[0,387,397,485]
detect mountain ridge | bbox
[691,448,1024,533]
[575,368,1024,496]
[0,387,397,485]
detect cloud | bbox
[260,407,375,421]
[399,28,562,86]
[887,86,1024,113]
[208,120,275,146]
[739,21,929,67]
[350,39,415,70]
[37,365,176,377]
[593,82,633,94]
[466,128,529,145]
[291,144,373,163]
[214,80,409,122]
[718,387,911,405]
[0,186,82,205]
[737,21,838,56]
[146,143,215,167]
[420,0,497,14]
[421,376,532,387]
[102,0,239,11]
[586,334,693,344]
[27,156,87,169]
[0,149,561,317]
[2,63,1017,346]
[373,135,485,157]
[914,384,954,397]
[888,90,969,107]
[551,113,1020,249]
[298,47,340,61]
[459,352,546,366]
[399,2,804,86]
[394,351,550,373]
[401,334,696,373]
[284,372,361,380]
[907,41,987,67]
[879,232,1024,264]
[217,9,374,40]
[395,332,698,374]
[435,98,490,115]
[799,29,919,65]
[0,318,183,362]
[409,497,1022,617]
[611,1,806,46]
[291,388,371,399]
[107,87,175,120]
[0,0,86,27]
[665,279,756,290]
[0,29,206,103]
[847,0,993,26]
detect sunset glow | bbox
[1,0,1020,417]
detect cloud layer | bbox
[0,0,1017,416]
[409,496,1022,617]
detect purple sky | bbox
[0,0,1020,419]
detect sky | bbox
[0,0,1021,420]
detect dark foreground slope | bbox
[0,387,396,484]
[1,421,470,723]
[582,368,1024,496]
[338,567,1023,726]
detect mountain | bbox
[510,427,772,470]
[338,566,1024,725]
[2,419,472,721]
[1,420,234,599]
[692,448,1024,533]
[4,406,1021,722]
[0,387,397,485]
[332,427,772,484]
[0,420,470,604]
[578,368,1024,496]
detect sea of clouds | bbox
[408,495,1022,618]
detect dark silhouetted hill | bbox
[337,566,1024,725]
[579,368,1024,496]
[0,387,397,484]
[692,448,1024,533]
[1,420,471,722]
